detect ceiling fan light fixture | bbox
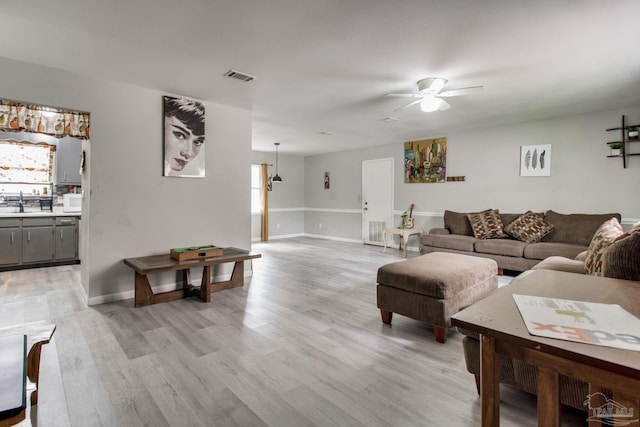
[420,96,441,112]
[418,77,447,95]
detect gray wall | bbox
[3,55,640,301]
[250,151,305,240]
[304,106,640,249]
[1,57,252,304]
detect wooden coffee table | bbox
[452,269,640,427]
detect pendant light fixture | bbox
[272,142,283,183]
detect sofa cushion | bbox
[468,209,506,239]
[422,233,476,252]
[504,211,555,243]
[542,210,622,246]
[585,218,624,276]
[531,256,587,275]
[575,250,588,261]
[474,239,527,257]
[602,228,640,281]
[523,242,587,260]
[444,210,476,236]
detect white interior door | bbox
[362,158,394,245]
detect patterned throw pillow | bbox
[468,209,506,239]
[612,220,640,243]
[585,218,624,276]
[504,211,555,243]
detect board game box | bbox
[170,245,223,261]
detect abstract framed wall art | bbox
[163,95,206,178]
[520,144,551,177]
[404,137,447,183]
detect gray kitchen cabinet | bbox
[22,218,54,264]
[0,216,79,269]
[0,219,21,266]
[56,138,82,185]
[55,217,77,261]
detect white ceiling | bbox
[1,1,640,156]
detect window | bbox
[0,140,54,196]
[251,164,261,214]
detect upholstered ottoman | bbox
[376,252,498,343]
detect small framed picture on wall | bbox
[520,144,551,177]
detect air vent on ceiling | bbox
[223,70,256,82]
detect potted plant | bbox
[400,211,408,228]
[609,142,622,156]
[628,126,639,140]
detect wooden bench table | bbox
[123,247,261,308]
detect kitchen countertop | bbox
[0,208,81,218]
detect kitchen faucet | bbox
[18,190,24,213]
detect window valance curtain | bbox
[0,99,90,139]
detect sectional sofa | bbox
[419,210,621,272]
[457,217,640,411]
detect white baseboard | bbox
[303,233,363,244]
[383,244,420,252]
[77,281,89,305]
[252,233,305,242]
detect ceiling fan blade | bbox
[438,86,483,97]
[386,93,422,98]
[438,99,451,111]
[393,99,422,111]
[428,78,447,93]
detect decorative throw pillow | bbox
[468,209,506,239]
[504,211,555,243]
[602,231,640,281]
[612,220,640,243]
[584,218,624,276]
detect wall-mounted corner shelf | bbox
[606,115,640,168]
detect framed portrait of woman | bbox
[163,95,205,178]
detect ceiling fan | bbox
[387,77,483,112]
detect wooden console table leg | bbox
[200,266,212,303]
[182,269,192,298]
[229,261,245,287]
[134,272,154,307]
[480,334,500,427]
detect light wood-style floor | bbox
[0,237,587,426]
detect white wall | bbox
[0,57,252,303]
[304,106,640,248]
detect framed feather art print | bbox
[520,144,551,177]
